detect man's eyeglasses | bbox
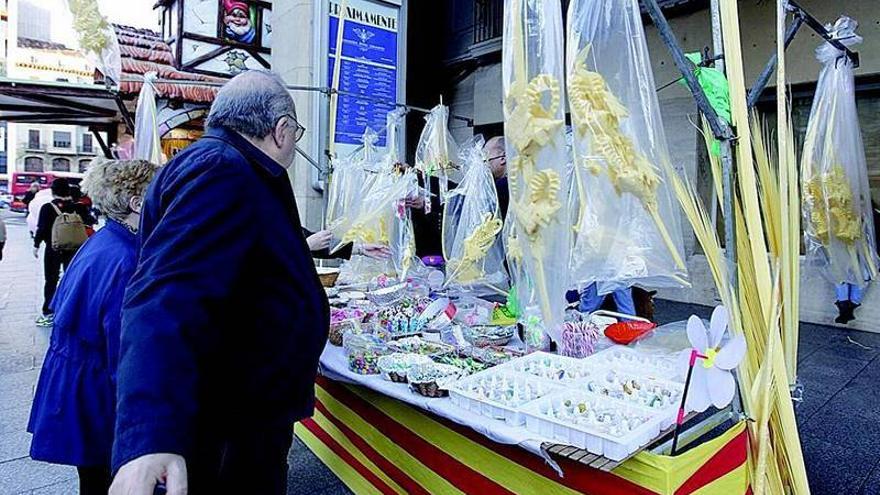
[487,154,506,163]
[282,114,306,143]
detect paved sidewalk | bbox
[3,209,880,494]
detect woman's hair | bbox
[81,159,160,221]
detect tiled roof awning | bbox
[108,25,226,104]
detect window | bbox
[28,130,41,149]
[52,157,70,172]
[24,156,44,172]
[81,134,93,153]
[53,131,72,149]
[78,159,91,173]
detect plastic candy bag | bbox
[415,104,459,213]
[801,17,878,286]
[502,0,572,343]
[325,128,381,238]
[442,136,509,295]
[566,0,688,295]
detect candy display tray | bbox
[500,351,599,383]
[580,368,685,429]
[520,390,665,461]
[587,346,682,382]
[449,368,563,426]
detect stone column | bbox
[272,0,326,232]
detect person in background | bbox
[23,181,40,207]
[109,71,328,495]
[483,136,509,219]
[28,159,160,495]
[0,214,6,261]
[32,178,96,327]
[304,228,390,260]
[578,284,637,318]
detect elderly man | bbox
[483,136,509,219]
[109,71,328,495]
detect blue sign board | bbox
[328,10,399,147]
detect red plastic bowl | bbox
[604,321,658,345]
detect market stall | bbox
[294,275,749,494]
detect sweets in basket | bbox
[329,308,368,346]
[344,333,389,375]
[387,336,455,358]
[377,353,433,383]
[407,363,462,398]
[462,325,515,347]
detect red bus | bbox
[12,172,54,198]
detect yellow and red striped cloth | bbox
[296,377,750,494]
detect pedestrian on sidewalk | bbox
[28,159,160,495]
[110,70,329,495]
[0,213,6,261]
[32,178,96,327]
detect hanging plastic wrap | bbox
[66,0,122,85]
[442,136,509,295]
[134,72,162,164]
[565,0,688,295]
[389,170,421,280]
[325,128,382,244]
[502,0,572,343]
[415,104,459,213]
[801,17,879,286]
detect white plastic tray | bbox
[579,367,685,429]
[501,351,598,382]
[520,390,664,461]
[449,368,562,426]
[587,346,682,382]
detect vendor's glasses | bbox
[283,114,306,143]
[487,154,506,162]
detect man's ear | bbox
[272,117,288,148]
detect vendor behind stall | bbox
[483,136,509,219]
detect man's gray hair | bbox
[206,70,296,139]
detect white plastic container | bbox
[501,351,598,382]
[579,367,685,429]
[449,369,562,426]
[520,390,664,461]
[587,346,681,382]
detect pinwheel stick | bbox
[671,349,706,456]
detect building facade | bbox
[0,0,106,190]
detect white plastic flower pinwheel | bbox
[678,306,746,412]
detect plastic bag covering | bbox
[66,0,121,85]
[389,170,421,280]
[414,104,459,213]
[502,0,572,343]
[325,128,382,243]
[565,0,688,295]
[442,136,509,294]
[134,72,162,164]
[801,17,879,286]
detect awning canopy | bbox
[0,78,123,128]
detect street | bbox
[3,209,880,494]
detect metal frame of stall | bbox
[638,0,859,435]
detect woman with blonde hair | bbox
[28,159,160,495]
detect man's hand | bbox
[32,247,39,259]
[404,195,425,210]
[358,244,392,260]
[306,230,333,252]
[110,453,187,495]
